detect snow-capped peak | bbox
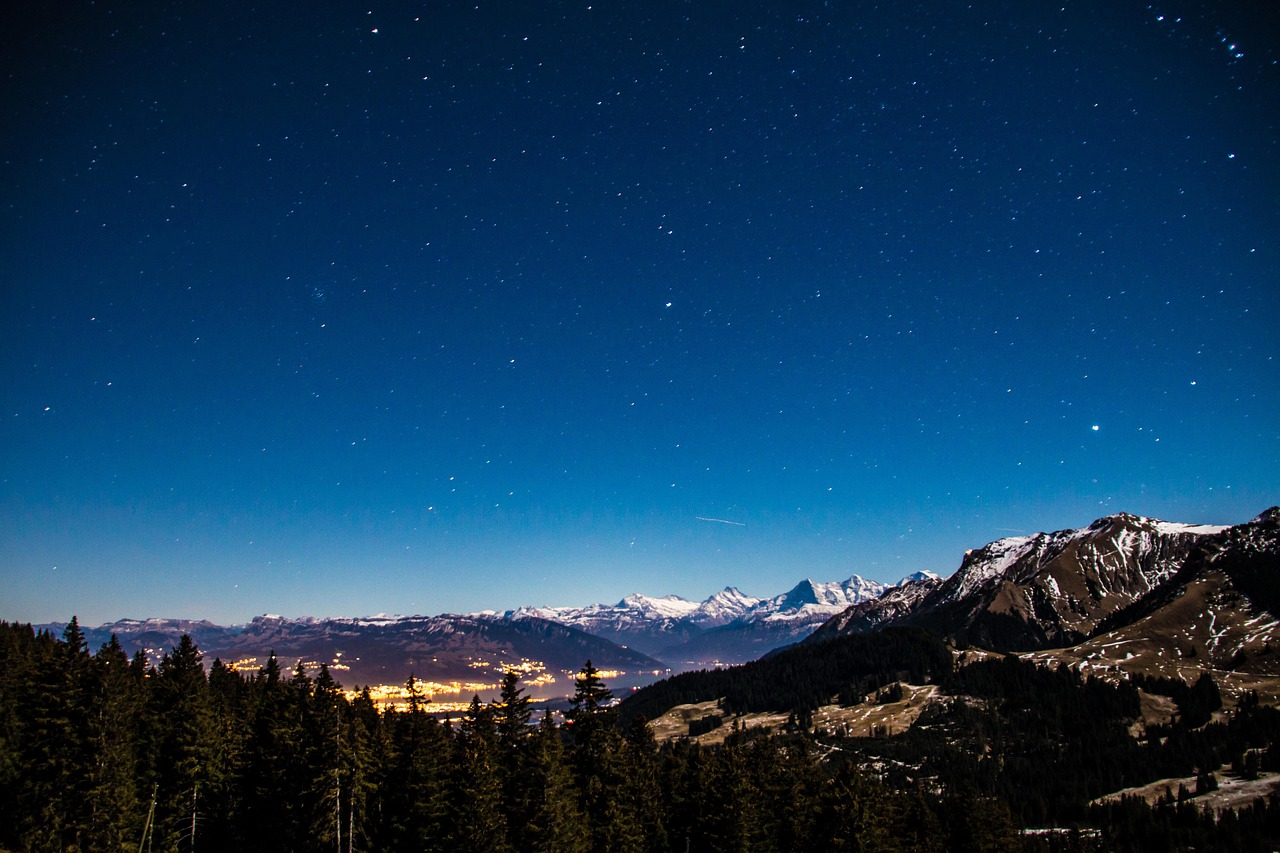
[700,586,760,609]
[937,511,1232,607]
[746,575,888,623]
[896,570,941,586]
[693,587,762,627]
[615,593,702,620]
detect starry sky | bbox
[3,1,1277,626]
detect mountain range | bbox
[44,508,1277,703]
[619,506,1280,756]
[66,612,666,698]
[509,572,914,666]
[806,508,1280,698]
[57,572,912,692]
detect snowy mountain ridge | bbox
[510,574,893,630]
[506,573,911,666]
[509,586,761,631]
[808,509,1267,653]
[44,509,1273,685]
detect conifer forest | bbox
[2,620,1279,852]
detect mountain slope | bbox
[628,508,1280,739]
[1021,507,1280,699]
[810,509,1277,658]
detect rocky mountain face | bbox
[809,510,1280,675]
[1016,508,1280,703]
[931,513,1231,649]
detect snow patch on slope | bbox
[1151,521,1229,536]
[946,535,1040,602]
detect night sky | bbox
[3,1,1277,626]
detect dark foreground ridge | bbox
[4,618,1280,851]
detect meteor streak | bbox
[696,516,746,527]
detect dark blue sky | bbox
[3,1,1277,625]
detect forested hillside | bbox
[3,619,1280,851]
[620,627,953,723]
[0,619,990,852]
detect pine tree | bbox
[376,688,452,851]
[343,687,382,853]
[523,712,589,853]
[1194,768,1218,796]
[587,736,646,853]
[306,664,350,851]
[893,786,945,853]
[202,658,251,851]
[405,672,427,713]
[706,739,756,852]
[495,669,533,834]
[568,661,613,717]
[17,620,96,849]
[665,739,709,850]
[0,622,39,850]
[82,635,146,851]
[565,659,615,748]
[810,760,896,851]
[622,715,668,853]
[563,663,644,851]
[151,634,213,852]
[941,786,1022,853]
[449,695,510,851]
[242,652,310,851]
[496,668,533,747]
